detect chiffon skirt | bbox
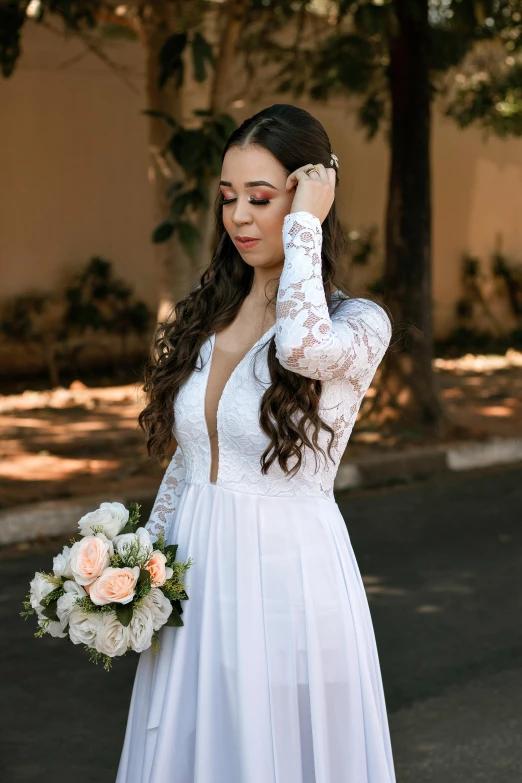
[115,482,396,783]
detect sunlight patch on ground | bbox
[362,575,408,598]
[415,605,443,614]
[0,383,144,414]
[0,454,119,481]
[434,349,522,373]
[479,406,513,417]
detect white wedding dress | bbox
[116,211,396,783]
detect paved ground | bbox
[337,463,522,782]
[391,668,522,782]
[1,463,521,782]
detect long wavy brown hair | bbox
[139,103,356,478]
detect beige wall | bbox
[432,115,522,334]
[0,24,155,305]
[2,23,522,340]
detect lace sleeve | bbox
[144,445,187,543]
[274,210,392,382]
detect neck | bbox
[250,261,284,303]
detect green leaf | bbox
[310,33,377,98]
[429,27,474,73]
[138,568,152,585]
[168,128,207,176]
[165,605,184,627]
[164,544,178,559]
[100,24,139,42]
[358,92,386,140]
[191,32,215,83]
[40,587,63,609]
[141,109,177,128]
[152,220,175,244]
[353,4,389,38]
[178,220,200,259]
[40,600,59,622]
[159,33,187,89]
[170,188,204,220]
[166,180,185,199]
[173,598,183,615]
[212,113,238,143]
[115,602,134,627]
[194,178,210,208]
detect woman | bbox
[116,104,395,783]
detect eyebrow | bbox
[219,180,279,189]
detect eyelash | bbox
[219,197,270,206]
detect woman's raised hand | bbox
[285,163,336,224]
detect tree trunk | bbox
[42,340,60,388]
[380,0,445,434]
[137,2,197,322]
[195,0,249,272]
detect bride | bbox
[116,103,395,783]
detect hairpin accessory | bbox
[330,152,339,170]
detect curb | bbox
[334,436,522,492]
[0,487,157,547]
[2,438,522,546]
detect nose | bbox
[231,197,254,226]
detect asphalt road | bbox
[1,464,521,782]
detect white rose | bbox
[128,604,155,653]
[78,501,129,540]
[36,610,68,638]
[29,571,55,610]
[33,603,67,638]
[141,587,173,631]
[56,580,87,631]
[94,611,130,657]
[112,527,153,564]
[53,545,74,578]
[48,621,68,638]
[68,605,104,646]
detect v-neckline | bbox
[203,324,276,485]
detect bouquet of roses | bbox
[20,501,193,670]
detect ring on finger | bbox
[306,165,319,177]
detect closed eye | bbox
[219,197,270,206]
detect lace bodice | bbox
[145,211,392,542]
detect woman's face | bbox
[220,145,295,268]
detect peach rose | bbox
[89,566,140,606]
[70,534,113,586]
[143,551,173,587]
